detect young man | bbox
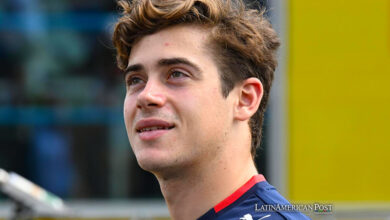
[113,0,310,219]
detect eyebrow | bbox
[158,57,201,72]
[124,57,202,76]
[124,64,143,76]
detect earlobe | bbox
[234,78,263,121]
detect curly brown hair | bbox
[112,0,280,158]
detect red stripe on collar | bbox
[214,174,266,213]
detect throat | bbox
[157,173,211,220]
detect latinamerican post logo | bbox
[255,203,333,214]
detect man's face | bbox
[124,25,236,174]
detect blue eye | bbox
[127,76,143,86]
[169,70,187,79]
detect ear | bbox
[233,77,263,121]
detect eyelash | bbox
[168,70,189,79]
[125,69,190,88]
[126,75,143,86]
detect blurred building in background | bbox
[0,0,161,199]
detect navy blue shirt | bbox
[197,175,311,220]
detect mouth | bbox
[136,125,175,133]
[135,119,175,140]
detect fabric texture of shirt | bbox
[197,175,311,220]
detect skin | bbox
[123,25,263,220]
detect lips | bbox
[135,119,175,140]
[135,119,175,133]
[137,126,172,132]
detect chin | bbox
[137,159,164,172]
[135,154,186,180]
[135,152,171,172]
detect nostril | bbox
[137,92,166,109]
[136,82,167,108]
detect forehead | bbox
[128,25,212,67]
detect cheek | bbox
[123,96,137,128]
[186,89,224,123]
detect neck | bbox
[155,136,258,220]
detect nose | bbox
[136,79,166,109]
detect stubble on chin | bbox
[136,150,201,181]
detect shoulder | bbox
[253,181,311,220]
[198,180,311,220]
